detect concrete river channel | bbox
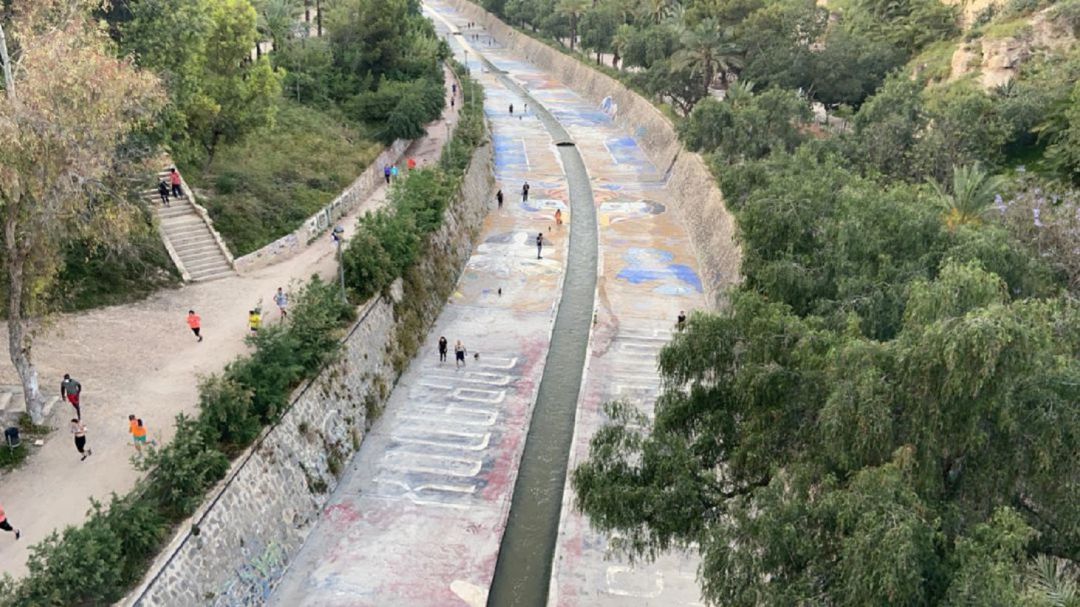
[268,2,706,606]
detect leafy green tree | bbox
[1041,80,1080,183]
[679,87,808,160]
[574,267,1080,604]
[121,0,282,165]
[557,0,589,51]
[579,2,622,64]
[843,0,957,55]
[809,27,905,108]
[736,0,826,92]
[194,0,283,164]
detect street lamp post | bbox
[332,226,346,303]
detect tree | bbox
[191,0,283,164]
[120,0,282,166]
[672,17,741,92]
[1041,80,1080,184]
[254,0,302,53]
[579,2,621,64]
[0,0,163,423]
[735,0,827,92]
[928,164,1005,231]
[557,0,589,51]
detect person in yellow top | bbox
[248,309,262,333]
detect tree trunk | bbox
[316,0,323,37]
[5,213,44,424]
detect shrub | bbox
[197,374,260,451]
[15,495,165,606]
[139,415,230,522]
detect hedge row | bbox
[0,64,485,607]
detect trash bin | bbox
[4,426,20,448]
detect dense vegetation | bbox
[188,100,382,255]
[0,63,484,607]
[470,0,1080,603]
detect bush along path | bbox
[0,65,466,599]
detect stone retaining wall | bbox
[233,139,411,274]
[443,0,742,300]
[126,139,494,607]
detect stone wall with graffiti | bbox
[126,140,494,607]
[233,139,412,274]
[444,0,742,302]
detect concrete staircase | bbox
[147,169,235,282]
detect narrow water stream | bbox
[472,48,600,607]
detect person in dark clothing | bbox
[158,180,170,206]
[61,374,83,420]
[522,181,530,202]
[536,232,544,259]
[496,189,504,208]
[170,168,183,199]
[384,165,392,184]
[509,103,514,115]
[438,336,448,363]
[677,310,687,331]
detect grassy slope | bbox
[192,99,382,257]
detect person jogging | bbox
[70,418,92,461]
[169,167,183,199]
[384,165,392,184]
[0,503,19,540]
[438,336,448,363]
[536,232,544,259]
[521,181,530,202]
[187,310,203,342]
[157,179,170,206]
[249,309,262,333]
[274,288,288,319]
[555,209,563,226]
[60,374,83,420]
[130,416,156,454]
[455,340,467,368]
[496,189,504,208]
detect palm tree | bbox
[1024,555,1078,607]
[928,163,1004,231]
[257,0,302,53]
[672,18,742,94]
[558,0,590,52]
[612,23,633,69]
[642,0,678,25]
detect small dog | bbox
[473,353,480,361]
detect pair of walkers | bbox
[61,374,93,460]
[437,336,470,367]
[157,167,183,206]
